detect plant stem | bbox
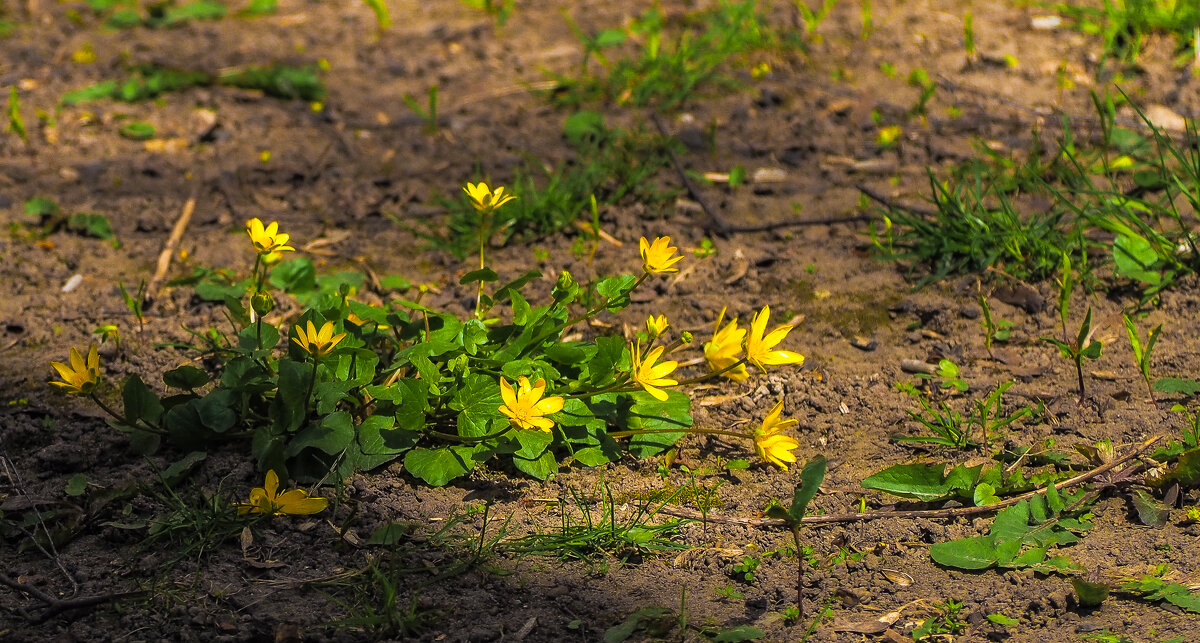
[607,427,749,440]
[475,209,488,319]
[790,525,805,619]
[89,393,128,424]
[1074,355,1086,404]
[304,354,320,417]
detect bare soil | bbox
[3,1,1200,641]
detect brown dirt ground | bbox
[3,0,1200,641]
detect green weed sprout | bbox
[1123,314,1161,402]
[92,323,121,352]
[7,86,25,141]
[962,12,977,63]
[794,0,838,42]
[1041,255,1102,403]
[118,280,147,333]
[765,455,827,619]
[60,202,807,487]
[978,295,1012,358]
[401,85,438,134]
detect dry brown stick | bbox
[856,183,939,217]
[657,436,1161,528]
[0,572,144,623]
[147,192,197,297]
[650,112,730,236]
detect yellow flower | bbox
[50,343,102,396]
[744,305,804,371]
[703,307,749,382]
[236,470,328,516]
[639,236,683,274]
[754,399,800,470]
[498,376,564,432]
[245,217,295,256]
[630,341,678,401]
[346,312,388,331]
[645,314,669,339]
[463,182,516,213]
[292,320,346,357]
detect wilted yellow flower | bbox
[292,320,346,357]
[50,343,102,396]
[498,376,564,432]
[745,305,804,371]
[630,341,678,401]
[704,307,749,382]
[645,314,669,339]
[236,470,328,516]
[639,236,683,274]
[346,312,389,331]
[754,399,800,470]
[245,217,295,255]
[463,182,516,213]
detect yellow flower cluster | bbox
[632,236,805,470]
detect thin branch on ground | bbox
[147,190,198,298]
[0,572,144,623]
[657,436,1161,528]
[856,183,938,217]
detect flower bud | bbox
[251,291,275,316]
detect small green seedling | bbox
[962,11,977,63]
[730,554,760,582]
[794,0,838,42]
[401,85,438,134]
[765,455,827,619]
[1123,314,1161,402]
[8,86,25,141]
[119,279,147,333]
[92,323,121,352]
[714,584,743,600]
[978,295,1012,358]
[1041,255,1102,403]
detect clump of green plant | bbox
[551,1,794,110]
[505,479,688,568]
[911,599,967,640]
[1047,0,1200,67]
[48,191,808,488]
[870,167,1083,288]
[895,376,1029,451]
[61,64,324,105]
